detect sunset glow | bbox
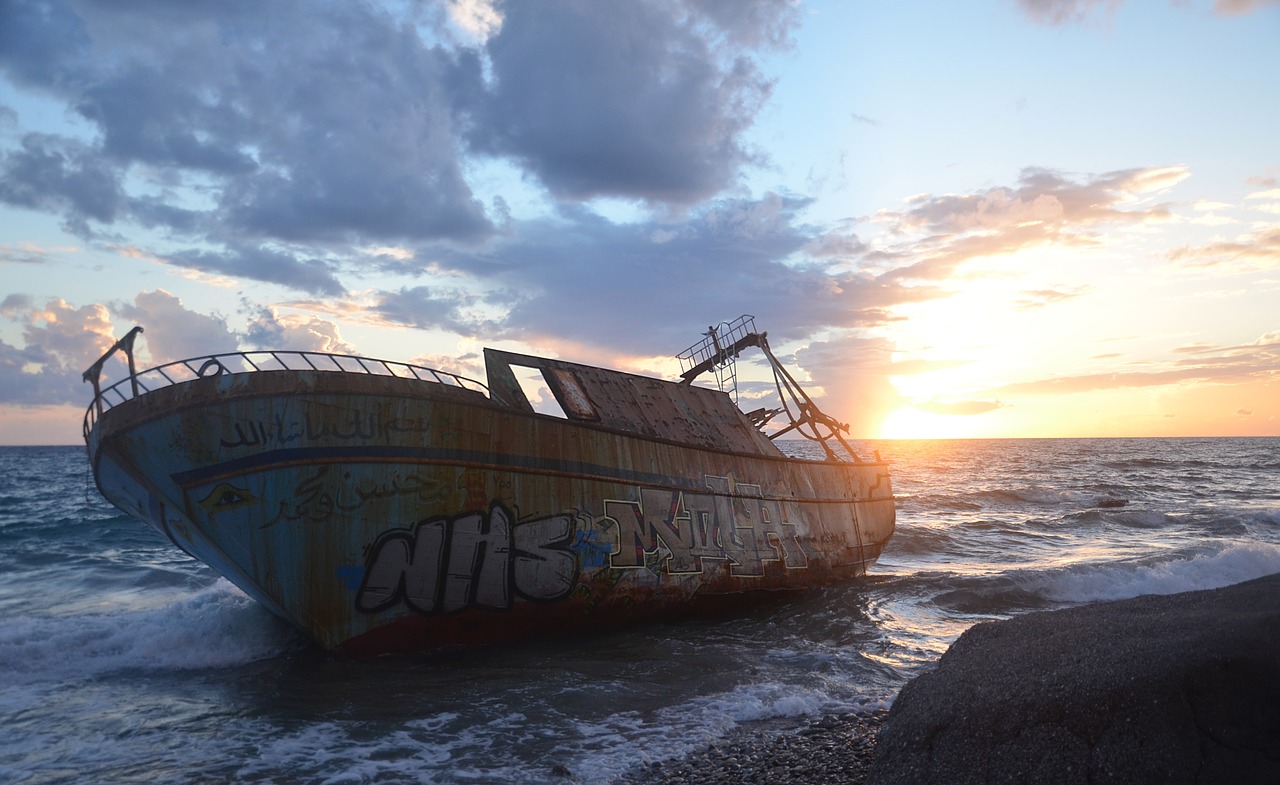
[1,0,1277,444]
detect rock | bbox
[867,573,1280,785]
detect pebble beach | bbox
[613,711,885,785]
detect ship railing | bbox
[676,314,760,377]
[83,340,488,441]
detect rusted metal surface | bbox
[84,329,896,656]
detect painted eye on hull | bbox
[199,482,257,513]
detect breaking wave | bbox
[0,580,299,683]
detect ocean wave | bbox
[0,580,299,683]
[1107,509,1177,529]
[1029,542,1280,604]
[974,487,1081,505]
[1244,508,1280,527]
[1056,508,1179,529]
[884,525,960,556]
[910,494,984,511]
[1101,458,1219,470]
[923,541,1280,616]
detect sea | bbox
[2,438,1278,784]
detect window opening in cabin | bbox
[511,365,568,419]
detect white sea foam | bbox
[232,718,465,783]
[0,579,295,683]
[558,681,892,784]
[1029,542,1280,604]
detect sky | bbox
[1,0,1278,445]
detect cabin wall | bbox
[484,348,781,456]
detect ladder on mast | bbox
[676,314,862,462]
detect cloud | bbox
[0,289,374,406]
[446,0,503,42]
[1016,286,1087,309]
[1013,0,1122,25]
[466,0,795,204]
[1015,0,1280,23]
[1213,0,1280,15]
[368,193,934,356]
[0,0,492,290]
[1167,225,1280,270]
[370,285,491,336]
[163,245,346,296]
[0,0,804,299]
[1,243,70,265]
[889,357,971,376]
[111,290,239,365]
[865,166,1185,283]
[915,400,1004,416]
[0,133,123,235]
[0,297,115,405]
[994,330,1280,396]
[243,307,354,354]
[0,289,257,407]
[790,335,901,436]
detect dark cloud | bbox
[0,0,801,297]
[1,245,50,265]
[686,0,800,49]
[0,0,92,88]
[0,293,33,314]
[393,193,928,355]
[0,0,491,292]
[164,245,345,297]
[467,0,789,204]
[0,134,123,231]
[371,285,489,335]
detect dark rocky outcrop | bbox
[867,573,1280,784]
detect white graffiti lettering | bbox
[605,474,808,576]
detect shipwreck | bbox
[82,315,895,655]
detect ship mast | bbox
[677,315,860,462]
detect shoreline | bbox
[610,572,1280,785]
[608,710,886,785]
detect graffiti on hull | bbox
[356,503,577,614]
[356,473,816,616]
[604,474,809,576]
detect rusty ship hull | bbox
[84,327,895,656]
